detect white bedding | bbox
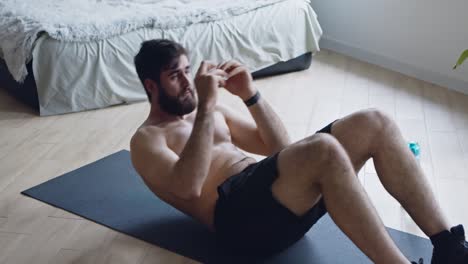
[31,0,322,116]
[0,0,285,83]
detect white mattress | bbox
[31,0,322,116]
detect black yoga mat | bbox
[22,150,433,263]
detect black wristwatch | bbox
[244,91,261,107]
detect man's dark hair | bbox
[134,39,188,102]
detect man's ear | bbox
[144,78,158,99]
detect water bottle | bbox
[408,141,421,160]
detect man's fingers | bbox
[205,74,226,87]
[196,61,208,75]
[208,69,228,79]
[198,60,244,79]
[219,60,242,72]
[218,77,226,87]
[206,62,218,72]
[227,66,247,78]
[197,60,218,75]
[218,61,229,70]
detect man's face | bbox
[157,55,197,116]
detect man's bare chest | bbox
[166,111,232,155]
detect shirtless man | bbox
[129,39,468,264]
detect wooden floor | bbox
[1,49,467,263]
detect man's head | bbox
[134,39,196,116]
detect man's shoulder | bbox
[129,125,171,182]
[130,125,166,153]
[133,124,164,137]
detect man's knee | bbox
[304,133,349,165]
[299,133,354,185]
[359,108,396,134]
[278,133,353,188]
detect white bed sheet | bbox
[32,0,322,116]
[1,0,285,82]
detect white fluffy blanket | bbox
[0,0,286,83]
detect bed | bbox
[0,0,323,116]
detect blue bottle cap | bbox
[408,142,420,157]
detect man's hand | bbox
[195,61,228,112]
[218,60,257,101]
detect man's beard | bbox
[158,84,196,116]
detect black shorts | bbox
[213,119,339,258]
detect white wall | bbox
[310,0,468,95]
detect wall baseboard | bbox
[320,36,468,96]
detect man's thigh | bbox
[272,120,338,217]
[328,109,383,174]
[272,108,381,218]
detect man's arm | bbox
[217,60,291,155]
[173,107,215,198]
[217,95,290,156]
[244,89,292,154]
[130,108,215,200]
[171,60,229,198]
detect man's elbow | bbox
[269,139,291,154]
[269,145,288,156]
[280,136,292,150]
[169,173,203,200]
[184,190,202,200]
[174,187,202,200]
[257,135,290,156]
